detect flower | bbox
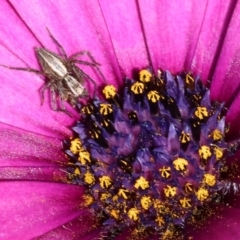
[64,69,240,239]
[1,1,240,239]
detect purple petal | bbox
[167,123,180,154]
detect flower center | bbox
[64,69,240,239]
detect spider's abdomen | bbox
[35,47,67,79]
[64,75,86,97]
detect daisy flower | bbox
[1,1,240,239]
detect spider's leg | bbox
[69,50,101,65]
[59,94,68,112]
[46,28,67,59]
[68,95,78,108]
[57,83,73,117]
[79,69,97,97]
[49,85,58,110]
[71,65,85,84]
[1,65,44,75]
[71,60,99,67]
[68,95,77,108]
[70,50,107,83]
[72,66,96,97]
[39,81,52,105]
[72,60,107,84]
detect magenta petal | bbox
[0,182,84,240]
[0,53,75,138]
[99,0,150,77]
[211,2,240,104]
[225,95,240,139]
[115,231,132,240]
[138,0,232,79]
[8,0,122,86]
[0,166,68,182]
[0,123,66,167]
[34,216,101,240]
[0,1,240,239]
[0,2,81,137]
[190,203,240,239]
[0,1,39,67]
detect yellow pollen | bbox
[103,119,109,127]
[132,227,146,237]
[120,159,128,166]
[159,166,171,178]
[70,138,82,154]
[81,105,93,114]
[99,103,113,115]
[198,145,212,160]
[147,90,160,103]
[179,131,190,143]
[140,196,152,210]
[153,199,163,209]
[112,195,118,202]
[139,69,152,82]
[110,209,119,219]
[203,173,216,186]
[173,158,188,171]
[90,128,101,139]
[122,202,127,213]
[193,94,201,102]
[128,208,139,221]
[168,97,174,103]
[84,172,95,185]
[164,185,177,198]
[82,194,94,206]
[100,193,111,201]
[162,228,174,240]
[131,82,144,94]
[194,106,208,119]
[213,146,224,160]
[180,198,192,208]
[134,176,149,190]
[225,124,230,133]
[155,216,165,226]
[78,150,91,165]
[103,85,117,99]
[196,188,209,201]
[211,129,223,141]
[221,166,228,173]
[157,77,165,86]
[74,168,81,176]
[185,74,194,85]
[118,188,129,199]
[184,183,194,194]
[193,121,201,127]
[99,176,112,188]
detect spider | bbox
[2,29,106,114]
